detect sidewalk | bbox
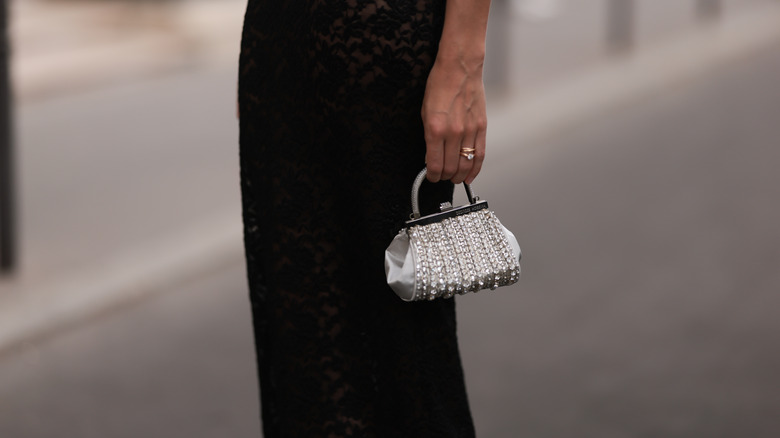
[10,0,245,102]
[2,0,780,355]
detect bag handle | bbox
[411,167,478,219]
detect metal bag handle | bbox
[411,167,478,219]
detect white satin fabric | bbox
[384,221,522,301]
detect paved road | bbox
[2,39,780,437]
[461,41,780,438]
[0,264,260,438]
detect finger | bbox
[424,121,446,183]
[425,138,445,183]
[451,154,473,184]
[451,133,477,184]
[464,124,486,185]
[441,125,464,181]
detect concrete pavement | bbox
[10,0,245,101]
[1,37,780,437]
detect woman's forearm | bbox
[421,0,491,185]
[437,0,491,66]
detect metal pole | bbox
[0,0,15,273]
[606,0,635,53]
[696,0,722,20]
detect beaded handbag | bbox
[385,168,522,301]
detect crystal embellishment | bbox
[406,209,520,301]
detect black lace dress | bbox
[238,1,475,436]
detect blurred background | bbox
[1,0,779,436]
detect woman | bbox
[238,0,490,435]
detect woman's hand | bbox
[421,48,488,186]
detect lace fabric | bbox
[238,1,476,436]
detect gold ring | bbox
[460,147,476,153]
[460,151,475,161]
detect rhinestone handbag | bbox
[385,168,522,301]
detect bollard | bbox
[0,0,14,273]
[696,0,722,20]
[606,0,635,54]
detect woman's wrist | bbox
[435,40,486,72]
[435,0,490,72]
[434,34,487,81]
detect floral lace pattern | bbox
[238,0,475,436]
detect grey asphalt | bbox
[2,28,780,438]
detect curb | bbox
[0,216,244,356]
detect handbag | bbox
[385,168,522,301]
